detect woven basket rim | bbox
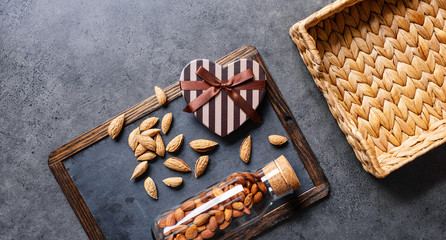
[289,0,446,178]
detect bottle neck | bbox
[257,168,292,201]
[257,156,300,200]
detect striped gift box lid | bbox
[180,59,266,137]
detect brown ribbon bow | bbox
[180,66,266,123]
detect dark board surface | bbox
[65,94,314,239]
[47,46,328,240]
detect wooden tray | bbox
[48,46,329,239]
[290,0,446,178]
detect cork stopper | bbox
[262,155,301,197]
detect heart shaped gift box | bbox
[180,59,266,137]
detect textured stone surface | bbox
[1,0,445,239]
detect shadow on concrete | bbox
[254,197,328,239]
[377,142,446,200]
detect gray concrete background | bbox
[1,0,445,239]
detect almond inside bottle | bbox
[152,155,301,240]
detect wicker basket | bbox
[290,0,446,178]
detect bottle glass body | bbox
[152,156,300,240]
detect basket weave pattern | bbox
[290,0,446,177]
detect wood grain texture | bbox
[49,45,329,240]
[50,162,105,239]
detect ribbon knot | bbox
[180,66,266,123]
[220,82,230,87]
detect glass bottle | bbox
[152,155,301,240]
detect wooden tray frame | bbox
[48,46,329,240]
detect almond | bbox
[234,176,246,185]
[243,206,251,214]
[208,210,217,215]
[268,135,287,146]
[166,134,184,153]
[141,128,161,137]
[200,229,215,239]
[197,225,206,232]
[134,144,147,156]
[164,157,191,172]
[243,172,255,183]
[108,114,125,139]
[246,180,252,190]
[257,181,268,193]
[174,208,185,222]
[239,135,251,163]
[253,192,263,203]
[219,219,231,230]
[181,201,196,211]
[212,187,224,197]
[193,213,210,227]
[172,225,187,235]
[157,218,166,228]
[248,199,254,209]
[214,210,224,224]
[194,199,202,206]
[194,155,209,178]
[206,216,217,232]
[155,86,167,106]
[176,234,186,240]
[163,177,183,187]
[185,224,198,239]
[224,208,232,221]
[251,183,258,196]
[128,127,140,151]
[155,133,165,156]
[243,187,250,196]
[140,117,158,131]
[137,135,156,151]
[137,152,156,161]
[144,177,157,199]
[165,211,176,227]
[226,173,240,182]
[232,202,244,210]
[130,161,148,180]
[232,210,243,218]
[162,112,173,134]
[244,193,252,206]
[189,139,218,152]
[251,172,264,180]
[193,236,203,240]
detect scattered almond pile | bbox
[112,108,219,200]
[105,87,218,200]
[106,85,289,201]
